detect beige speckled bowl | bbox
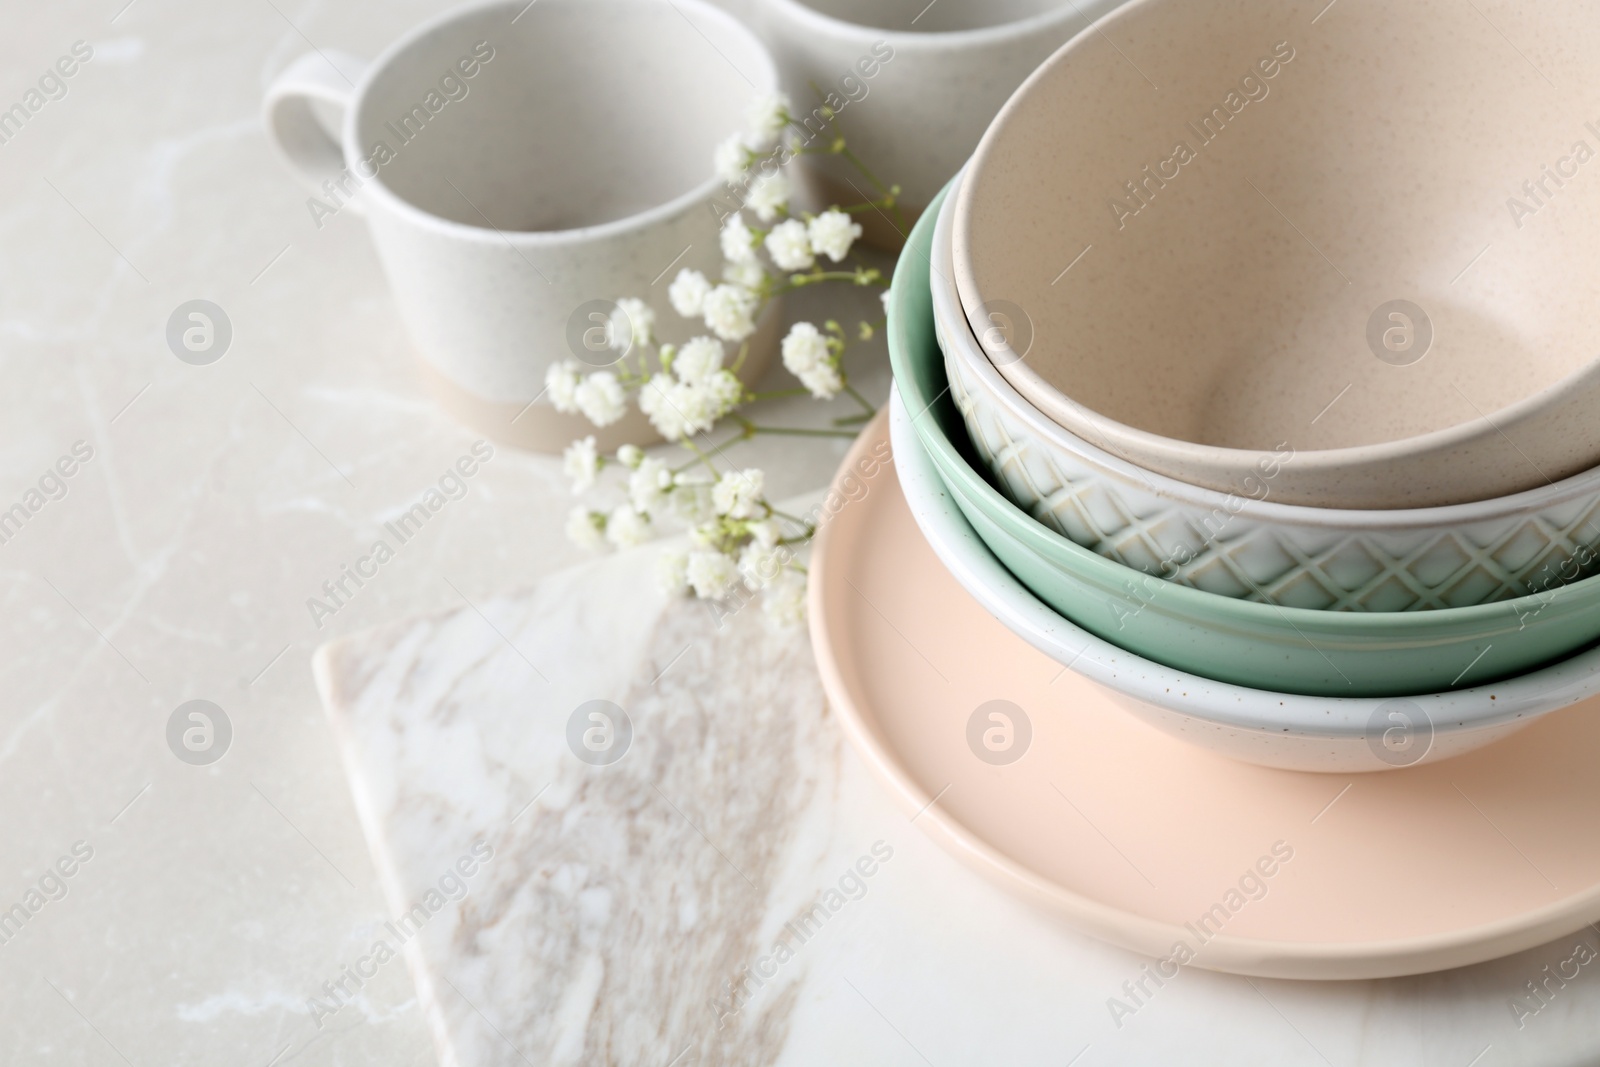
[953,0,1600,509]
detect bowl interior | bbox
[956,0,1600,453]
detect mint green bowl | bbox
[891,183,1600,697]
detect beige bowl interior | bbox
[956,0,1600,453]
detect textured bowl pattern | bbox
[943,337,1600,612]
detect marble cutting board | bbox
[312,517,1600,1067]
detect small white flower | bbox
[702,284,759,343]
[781,321,830,375]
[546,360,582,414]
[708,369,744,412]
[714,132,750,184]
[807,209,862,263]
[629,456,674,513]
[763,569,808,626]
[746,91,791,144]
[745,171,791,223]
[720,214,757,263]
[798,360,844,400]
[880,287,892,314]
[605,504,652,548]
[672,472,718,525]
[609,297,655,352]
[668,268,712,318]
[670,376,721,436]
[562,435,600,495]
[723,258,766,290]
[617,444,644,469]
[657,548,689,595]
[638,375,685,441]
[673,336,724,384]
[713,468,765,520]
[687,549,741,600]
[688,521,720,548]
[565,506,606,551]
[781,321,844,396]
[575,371,627,427]
[739,540,789,590]
[747,519,781,550]
[764,218,815,272]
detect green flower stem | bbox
[746,387,812,402]
[731,413,857,439]
[843,384,877,417]
[746,426,860,439]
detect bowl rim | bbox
[932,168,1600,533]
[949,0,1600,477]
[890,386,1600,734]
[892,182,1600,636]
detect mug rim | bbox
[760,0,1091,45]
[341,0,778,247]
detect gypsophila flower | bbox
[739,541,788,590]
[672,472,718,525]
[747,519,781,551]
[764,218,815,272]
[798,359,842,400]
[629,456,674,513]
[639,375,692,441]
[746,171,791,223]
[668,268,712,318]
[708,369,743,411]
[781,322,843,399]
[610,297,654,352]
[657,548,689,595]
[702,284,759,342]
[781,321,830,376]
[575,371,627,426]
[714,133,751,184]
[746,91,791,144]
[673,336,724,384]
[563,436,600,495]
[546,360,581,414]
[605,504,652,548]
[617,444,644,469]
[672,376,723,436]
[808,209,863,263]
[723,258,766,290]
[686,549,741,600]
[713,469,765,519]
[720,214,757,263]
[565,506,606,551]
[880,287,892,314]
[763,569,808,626]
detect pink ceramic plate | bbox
[808,411,1600,979]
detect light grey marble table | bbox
[1,1,1598,1065]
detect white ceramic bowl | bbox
[931,171,1600,611]
[952,0,1600,508]
[889,386,1600,772]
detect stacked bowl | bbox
[889,0,1600,771]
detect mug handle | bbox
[263,51,368,210]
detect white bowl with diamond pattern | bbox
[930,171,1600,611]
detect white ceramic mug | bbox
[264,0,780,452]
[750,0,1124,246]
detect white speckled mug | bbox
[749,0,1124,246]
[264,0,780,452]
